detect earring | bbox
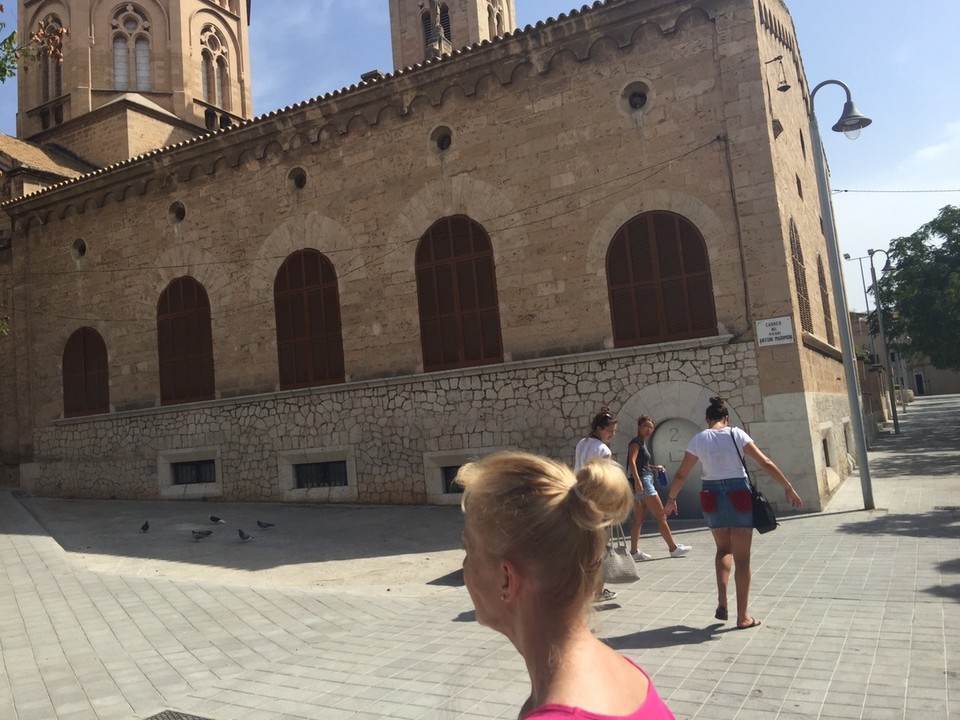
[500,593,507,601]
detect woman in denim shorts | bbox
[664,397,803,629]
[626,416,691,561]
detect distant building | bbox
[1,0,855,512]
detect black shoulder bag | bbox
[729,430,779,534]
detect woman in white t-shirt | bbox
[573,407,619,603]
[664,397,802,629]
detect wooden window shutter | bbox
[274,250,345,390]
[157,277,215,405]
[790,220,813,333]
[62,327,109,418]
[817,255,835,345]
[416,216,503,372]
[607,211,718,347]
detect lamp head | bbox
[843,253,851,260]
[832,100,872,139]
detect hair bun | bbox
[709,396,725,407]
[599,405,611,414]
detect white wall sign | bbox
[756,316,795,347]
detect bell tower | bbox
[388,0,516,71]
[15,0,253,167]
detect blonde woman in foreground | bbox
[458,452,676,720]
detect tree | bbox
[1,5,68,83]
[875,205,960,371]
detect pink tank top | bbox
[522,658,675,719]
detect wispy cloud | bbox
[912,122,960,163]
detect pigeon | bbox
[209,515,225,524]
[192,529,213,541]
[140,521,149,533]
[256,520,274,529]
[238,528,253,542]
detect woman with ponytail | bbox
[458,452,675,720]
[573,407,620,602]
[664,397,802,629]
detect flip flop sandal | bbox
[715,606,728,621]
[736,618,762,630]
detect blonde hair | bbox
[458,451,632,612]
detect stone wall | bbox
[30,337,769,504]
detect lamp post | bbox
[843,252,878,362]
[868,248,901,434]
[809,79,874,509]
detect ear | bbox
[499,558,523,604]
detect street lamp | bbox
[843,252,878,362]
[868,248,901,434]
[809,79,875,509]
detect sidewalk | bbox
[1,395,958,720]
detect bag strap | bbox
[728,429,757,491]
[610,523,628,549]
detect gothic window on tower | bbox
[39,15,64,104]
[111,6,152,92]
[200,25,231,111]
[421,4,452,50]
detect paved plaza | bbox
[1,395,958,720]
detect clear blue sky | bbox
[2,1,958,311]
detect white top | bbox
[573,437,611,472]
[685,427,753,481]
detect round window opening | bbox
[629,92,647,110]
[71,238,87,260]
[620,81,653,116]
[430,125,454,153]
[168,201,186,224]
[287,167,308,192]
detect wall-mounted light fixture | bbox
[765,55,791,93]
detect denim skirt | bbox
[633,472,658,502]
[699,477,752,529]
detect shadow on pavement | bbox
[14,495,466,574]
[837,506,960,540]
[604,623,721,650]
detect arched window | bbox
[39,15,64,102]
[63,327,109,418]
[421,11,434,47]
[200,25,229,109]
[111,5,151,91]
[201,52,214,104]
[487,6,496,38]
[157,277,215,405]
[274,250,345,389]
[422,4,452,48]
[416,216,503,371]
[440,4,452,41]
[817,254,835,345]
[607,211,718,347]
[789,219,813,333]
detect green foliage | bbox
[1,7,68,83]
[876,205,960,371]
[0,18,16,83]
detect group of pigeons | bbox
[139,516,274,542]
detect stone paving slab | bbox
[1,395,959,719]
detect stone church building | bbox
[0,0,852,514]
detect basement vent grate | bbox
[143,712,217,720]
